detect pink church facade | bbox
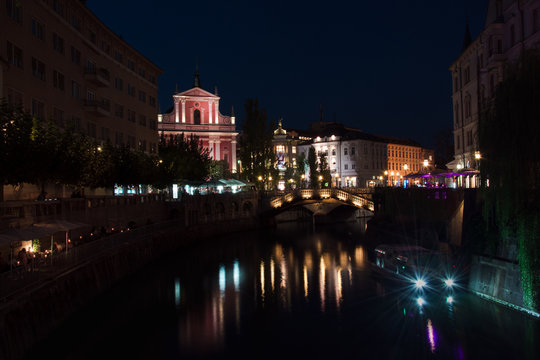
[158,82,238,173]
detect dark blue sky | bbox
[88,0,487,148]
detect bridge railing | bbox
[270,188,374,211]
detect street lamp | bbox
[475,151,481,160]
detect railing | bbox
[270,188,374,211]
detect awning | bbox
[34,220,90,232]
[0,226,63,247]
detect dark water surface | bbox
[32,221,539,359]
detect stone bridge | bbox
[264,188,375,216]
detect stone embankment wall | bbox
[0,218,258,360]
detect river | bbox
[30,219,539,359]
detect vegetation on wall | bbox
[478,49,540,311]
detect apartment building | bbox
[1,0,162,153]
[449,0,540,187]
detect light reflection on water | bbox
[38,220,540,360]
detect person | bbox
[17,248,28,271]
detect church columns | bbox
[174,98,180,123]
[231,140,237,172]
[215,140,221,161]
[209,101,213,124]
[215,101,219,124]
[208,140,214,160]
[181,99,186,123]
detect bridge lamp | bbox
[269,176,272,181]
[416,297,426,307]
[475,151,481,160]
[390,172,395,176]
[258,176,262,181]
[403,164,408,171]
[301,174,305,180]
[384,171,388,176]
[318,175,323,181]
[423,159,429,167]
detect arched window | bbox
[194,109,201,125]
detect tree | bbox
[478,49,540,312]
[209,160,231,180]
[307,146,319,188]
[158,133,211,185]
[238,99,275,188]
[318,151,331,188]
[293,152,307,187]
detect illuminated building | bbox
[449,0,540,187]
[1,0,162,153]
[157,71,238,173]
[297,122,433,187]
[271,119,303,189]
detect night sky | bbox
[87,0,487,148]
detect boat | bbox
[372,243,459,305]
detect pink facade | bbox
[158,86,238,172]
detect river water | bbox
[32,220,539,359]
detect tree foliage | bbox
[478,49,540,311]
[318,151,331,187]
[307,146,319,188]
[1,103,202,197]
[157,133,211,185]
[238,99,275,187]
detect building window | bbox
[53,70,65,91]
[149,119,157,130]
[53,108,64,127]
[71,47,81,64]
[114,77,123,91]
[331,148,336,156]
[70,14,81,31]
[344,164,348,170]
[7,88,23,108]
[32,18,45,40]
[87,122,97,138]
[149,74,156,84]
[87,89,96,101]
[352,164,356,170]
[114,50,123,63]
[52,0,64,16]
[138,90,146,102]
[70,116,81,131]
[194,109,201,125]
[149,96,156,107]
[101,40,110,54]
[114,104,124,118]
[7,42,23,68]
[71,81,80,98]
[89,29,96,44]
[31,99,44,120]
[6,0,22,23]
[464,66,470,83]
[127,59,135,71]
[510,24,516,46]
[139,115,147,127]
[128,84,136,97]
[31,58,45,81]
[127,109,136,123]
[344,148,348,155]
[52,33,65,54]
[456,135,461,150]
[497,39,502,54]
[292,146,297,154]
[138,67,145,77]
[464,95,471,118]
[139,140,147,152]
[351,147,356,155]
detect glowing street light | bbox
[423,159,429,167]
[475,151,481,160]
[258,175,263,181]
[403,164,408,171]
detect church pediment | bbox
[177,87,219,98]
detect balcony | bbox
[84,67,110,87]
[84,99,111,117]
